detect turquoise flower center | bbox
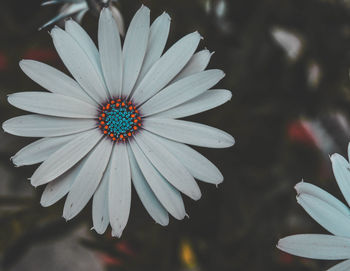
[98,99,142,142]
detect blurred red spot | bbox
[0,52,8,71]
[23,48,59,62]
[98,253,123,266]
[287,120,318,147]
[116,241,135,256]
[279,251,294,264]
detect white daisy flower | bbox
[40,0,125,35]
[278,145,350,270]
[3,6,235,237]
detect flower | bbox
[3,6,235,237]
[40,0,124,35]
[277,145,350,270]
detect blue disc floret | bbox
[98,98,142,142]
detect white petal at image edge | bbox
[278,234,350,260]
[297,193,350,238]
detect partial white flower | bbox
[3,6,235,237]
[277,145,350,270]
[40,0,125,35]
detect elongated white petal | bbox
[140,70,225,116]
[156,137,223,185]
[172,50,213,82]
[40,159,85,207]
[137,12,171,83]
[8,92,97,118]
[121,5,150,97]
[331,154,350,207]
[19,60,95,105]
[129,139,186,220]
[12,134,77,167]
[132,31,202,104]
[65,19,106,92]
[295,182,350,217]
[99,8,123,98]
[297,193,350,237]
[31,129,102,186]
[277,234,350,260]
[3,115,96,137]
[135,130,201,200]
[51,27,107,104]
[329,259,350,271]
[143,118,235,148]
[154,89,232,119]
[92,157,111,234]
[127,144,169,226]
[108,143,131,237]
[63,138,113,220]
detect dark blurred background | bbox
[1,0,350,270]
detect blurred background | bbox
[1,0,350,270]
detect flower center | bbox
[98,99,142,142]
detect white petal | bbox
[129,139,186,220]
[8,92,97,118]
[134,130,201,200]
[331,154,350,207]
[143,118,235,148]
[127,144,169,226]
[140,69,225,117]
[63,138,113,220]
[277,234,350,260]
[92,158,111,234]
[297,193,350,237]
[40,159,85,207]
[31,129,103,186]
[295,181,350,217]
[51,27,108,104]
[172,50,213,83]
[329,259,350,271]
[19,60,96,105]
[65,19,106,94]
[108,143,131,237]
[132,31,202,104]
[12,134,77,167]
[154,89,232,119]
[99,8,123,98]
[39,2,88,30]
[121,5,150,97]
[110,6,125,36]
[156,136,223,185]
[136,12,171,83]
[3,114,96,137]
